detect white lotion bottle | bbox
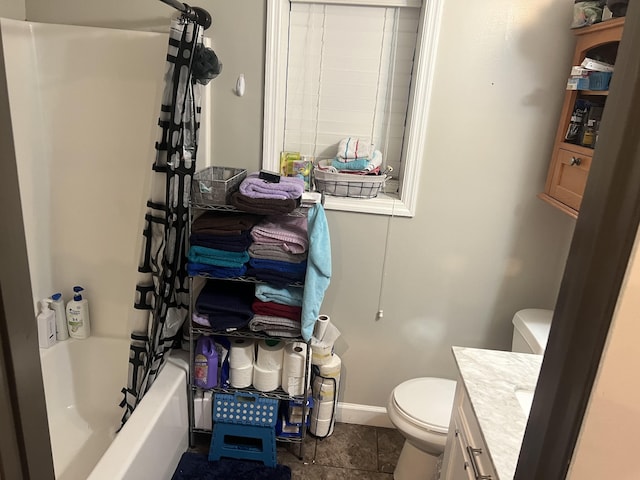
[66,286,90,339]
[37,299,57,348]
[50,292,69,341]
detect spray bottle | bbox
[37,299,56,348]
[66,286,91,339]
[50,293,69,341]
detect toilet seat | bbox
[392,377,456,434]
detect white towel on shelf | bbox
[336,137,374,160]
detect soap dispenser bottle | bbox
[50,293,69,341]
[37,299,57,348]
[66,286,90,339]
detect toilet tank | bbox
[511,309,553,354]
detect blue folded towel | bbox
[301,204,331,341]
[188,245,249,268]
[331,157,371,171]
[255,284,304,307]
[187,262,248,279]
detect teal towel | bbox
[301,204,332,341]
[188,245,249,268]
[331,157,371,171]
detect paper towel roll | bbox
[256,339,284,370]
[230,363,254,388]
[313,375,339,401]
[253,364,281,392]
[313,314,331,341]
[229,338,255,368]
[282,342,308,396]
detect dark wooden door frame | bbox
[515,5,640,479]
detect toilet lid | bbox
[393,377,456,434]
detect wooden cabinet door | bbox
[549,148,592,211]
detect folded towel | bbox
[252,299,302,321]
[247,260,307,287]
[255,284,303,307]
[301,204,332,341]
[336,137,373,160]
[239,173,305,200]
[188,246,249,268]
[251,216,308,254]
[248,243,308,263]
[192,211,262,236]
[192,312,211,327]
[187,262,248,279]
[190,231,253,252]
[248,315,302,338]
[195,280,255,330]
[230,192,299,215]
[332,149,383,171]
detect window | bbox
[263,0,443,216]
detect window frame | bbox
[263,0,443,217]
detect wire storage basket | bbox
[191,166,247,205]
[313,162,388,199]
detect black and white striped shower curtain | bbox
[120,17,203,425]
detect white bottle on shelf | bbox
[66,286,90,339]
[50,292,69,341]
[37,299,56,348]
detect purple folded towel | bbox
[239,173,305,200]
[251,215,308,254]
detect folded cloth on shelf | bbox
[191,211,262,236]
[230,192,299,215]
[336,137,373,160]
[252,299,302,321]
[251,216,308,254]
[192,312,211,327]
[255,284,303,307]
[239,172,305,200]
[248,243,308,263]
[187,262,247,279]
[248,314,302,337]
[247,258,307,287]
[189,230,253,252]
[301,204,332,341]
[331,149,383,172]
[195,280,255,330]
[188,245,249,268]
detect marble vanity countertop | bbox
[452,346,543,480]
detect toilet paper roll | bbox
[229,363,254,388]
[313,314,331,341]
[229,338,255,368]
[252,364,281,392]
[256,339,284,370]
[281,342,309,396]
[318,354,341,378]
[312,398,336,421]
[311,344,333,366]
[313,375,339,400]
[309,416,335,437]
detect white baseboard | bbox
[335,402,394,429]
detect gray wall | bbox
[24,0,576,407]
[0,0,25,20]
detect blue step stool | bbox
[208,422,277,467]
[208,392,278,467]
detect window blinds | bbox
[283,2,420,191]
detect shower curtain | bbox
[120,17,203,424]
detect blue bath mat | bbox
[172,452,291,480]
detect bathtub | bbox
[39,337,189,480]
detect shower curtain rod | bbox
[158,0,212,29]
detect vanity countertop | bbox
[451,346,543,480]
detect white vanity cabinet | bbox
[442,382,497,480]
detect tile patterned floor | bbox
[192,423,405,479]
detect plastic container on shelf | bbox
[50,293,69,341]
[588,71,613,90]
[194,335,218,389]
[37,299,56,348]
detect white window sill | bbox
[322,193,413,217]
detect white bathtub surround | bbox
[39,337,188,480]
[451,347,543,480]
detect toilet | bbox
[387,308,553,480]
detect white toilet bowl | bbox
[387,377,456,480]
